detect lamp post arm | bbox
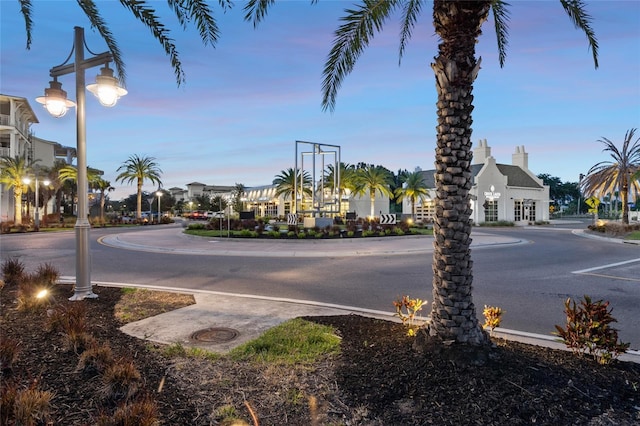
[49,52,113,78]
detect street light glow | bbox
[36,78,76,118]
[86,65,127,107]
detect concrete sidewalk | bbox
[93,225,640,363]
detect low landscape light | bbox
[36,289,49,299]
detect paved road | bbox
[2,220,639,349]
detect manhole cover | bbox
[191,327,240,343]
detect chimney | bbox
[512,145,528,170]
[472,138,491,164]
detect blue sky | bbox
[1,0,639,201]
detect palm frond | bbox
[559,0,599,69]
[168,0,220,46]
[583,129,640,199]
[117,0,185,86]
[243,0,276,28]
[398,0,423,65]
[18,0,33,49]
[322,0,398,112]
[490,0,510,68]
[77,0,127,86]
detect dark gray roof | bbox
[419,163,543,189]
[496,164,543,189]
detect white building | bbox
[403,140,550,225]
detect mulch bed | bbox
[2,284,639,425]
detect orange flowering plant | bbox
[393,295,426,336]
[482,305,505,336]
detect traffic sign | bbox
[380,214,396,225]
[585,197,600,209]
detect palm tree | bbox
[395,171,430,221]
[92,178,115,223]
[582,129,640,224]
[231,183,246,213]
[116,155,162,220]
[58,165,101,185]
[273,168,311,213]
[246,0,599,345]
[58,164,101,219]
[0,155,35,225]
[352,165,393,218]
[324,162,356,213]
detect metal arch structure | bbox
[294,140,341,217]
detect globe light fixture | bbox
[86,65,127,107]
[35,78,76,118]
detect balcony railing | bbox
[0,113,31,138]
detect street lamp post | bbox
[22,175,51,230]
[156,191,162,223]
[577,173,585,215]
[36,27,127,300]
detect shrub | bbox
[287,231,296,238]
[16,273,53,312]
[101,359,142,401]
[64,331,98,355]
[554,295,630,364]
[482,305,505,336]
[0,221,13,234]
[0,379,18,425]
[2,257,25,287]
[96,395,159,426]
[77,343,114,375]
[35,263,60,285]
[46,302,88,335]
[0,337,20,373]
[187,223,205,230]
[13,386,54,426]
[393,295,426,336]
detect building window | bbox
[484,200,498,222]
[514,201,522,222]
[514,199,536,222]
[528,201,536,222]
[415,200,435,222]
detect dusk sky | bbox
[1,1,639,201]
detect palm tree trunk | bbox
[136,180,143,220]
[426,1,491,345]
[100,191,106,223]
[13,190,22,225]
[370,190,375,217]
